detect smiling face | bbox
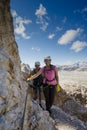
[35,64,40,69]
[44,59,51,67]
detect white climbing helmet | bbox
[44,56,51,61]
[35,61,40,66]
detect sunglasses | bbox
[44,59,51,62]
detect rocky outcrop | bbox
[51,106,87,130]
[21,63,31,79]
[0,0,27,129]
[55,89,87,122]
[70,87,87,106]
[0,1,57,130]
[0,0,87,130]
[21,63,31,74]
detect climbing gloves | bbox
[27,77,32,81]
[56,84,61,92]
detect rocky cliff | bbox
[0,1,87,130]
[0,1,58,130]
[0,0,28,129]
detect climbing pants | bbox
[43,84,56,112]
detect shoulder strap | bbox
[43,65,56,78]
[33,68,36,74]
[33,68,40,74]
[43,65,56,82]
[44,64,54,71]
[50,64,54,70]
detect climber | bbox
[27,61,43,105]
[27,56,60,115]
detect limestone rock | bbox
[0,0,27,129]
[51,106,86,130]
[21,63,30,74]
[55,88,87,122]
[21,63,31,79]
[0,0,87,130]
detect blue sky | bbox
[10,0,87,67]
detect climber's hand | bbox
[27,77,32,81]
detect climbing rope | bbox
[21,88,28,130]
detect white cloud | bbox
[70,41,87,52]
[48,27,62,39]
[40,22,49,31]
[48,34,55,39]
[35,4,49,31]
[11,10,17,17]
[82,7,87,13]
[56,26,63,32]
[35,4,47,16]
[15,23,31,39]
[62,16,67,23]
[32,47,40,52]
[15,23,25,34]
[11,10,32,39]
[74,7,87,14]
[73,9,80,14]
[15,16,32,24]
[58,28,83,45]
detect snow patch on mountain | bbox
[58,61,87,71]
[21,63,31,73]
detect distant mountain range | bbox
[21,61,87,72]
[57,61,87,71]
[21,63,31,73]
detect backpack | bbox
[43,65,56,82]
[33,68,43,87]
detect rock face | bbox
[21,63,31,79]
[0,1,87,130]
[21,63,31,74]
[0,0,27,129]
[0,1,57,130]
[55,89,87,122]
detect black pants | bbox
[33,85,42,104]
[43,84,56,112]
